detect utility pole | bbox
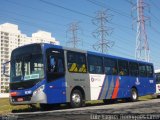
[131,0,150,62]
[92,9,114,53]
[66,22,81,48]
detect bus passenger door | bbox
[46,48,66,103]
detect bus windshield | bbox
[10,46,44,82]
[10,54,44,82]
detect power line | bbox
[2,0,159,53]
[4,0,135,34]
[150,0,160,11]
[2,0,160,64]
[39,0,94,18]
[150,12,160,25]
[86,0,131,18]
[66,22,82,48]
[0,9,66,27]
[92,10,114,53]
[150,26,160,35]
[4,0,71,20]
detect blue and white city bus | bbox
[6,43,155,109]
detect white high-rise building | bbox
[0,23,59,93]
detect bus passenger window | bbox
[46,48,65,81]
[49,56,64,73]
[57,58,64,72]
[118,60,129,76]
[119,67,125,76]
[104,58,117,75]
[68,63,78,72]
[49,56,56,72]
[146,65,153,77]
[129,62,139,76]
[78,55,87,73]
[67,51,87,73]
[88,55,103,74]
[79,64,86,73]
[139,64,147,77]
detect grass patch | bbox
[0,98,39,115]
[139,95,153,101]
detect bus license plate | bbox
[17,98,23,102]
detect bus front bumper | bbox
[10,90,47,105]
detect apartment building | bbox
[0,23,59,93]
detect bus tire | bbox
[130,88,138,102]
[70,89,83,108]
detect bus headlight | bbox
[33,85,45,94]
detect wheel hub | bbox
[132,91,137,100]
[72,93,81,104]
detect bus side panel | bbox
[89,74,106,100]
[116,76,134,99]
[138,77,148,96]
[45,77,66,104]
[89,75,129,100]
[65,73,91,102]
[89,75,137,100]
[148,77,156,94]
[138,77,155,96]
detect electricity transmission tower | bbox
[131,0,150,62]
[66,22,81,48]
[92,10,114,53]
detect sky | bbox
[0,0,160,69]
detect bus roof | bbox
[43,43,153,65]
[13,43,153,65]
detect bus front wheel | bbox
[70,89,83,108]
[130,88,138,102]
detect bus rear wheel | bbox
[70,89,83,108]
[130,88,138,102]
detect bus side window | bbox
[67,52,78,72]
[88,55,103,74]
[67,51,87,73]
[118,60,129,76]
[139,64,147,77]
[129,62,139,77]
[48,56,64,73]
[57,58,64,72]
[49,55,56,72]
[146,64,153,78]
[78,54,87,73]
[104,58,118,75]
[46,48,65,81]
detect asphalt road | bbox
[3,99,160,120]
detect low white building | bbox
[32,30,60,45]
